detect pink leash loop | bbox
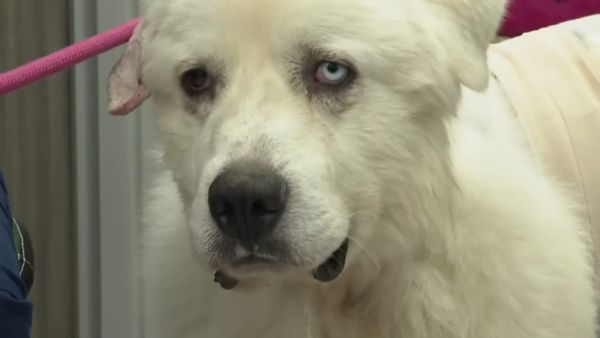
[0,17,142,95]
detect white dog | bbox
[107,0,597,337]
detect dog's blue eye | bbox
[315,61,350,85]
[181,67,211,96]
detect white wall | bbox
[72,0,149,337]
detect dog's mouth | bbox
[214,239,349,289]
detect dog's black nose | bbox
[208,164,287,250]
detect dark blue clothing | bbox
[0,172,32,338]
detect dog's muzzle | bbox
[208,160,350,290]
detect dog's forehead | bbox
[145,0,408,49]
[141,0,420,92]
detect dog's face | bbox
[109,0,506,285]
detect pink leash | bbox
[0,17,142,95]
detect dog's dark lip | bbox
[214,240,349,290]
[214,270,238,290]
[313,238,349,283]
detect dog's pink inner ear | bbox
[107,24,150,116]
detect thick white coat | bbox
[116,0,598,337]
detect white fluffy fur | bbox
[129,0,598,337]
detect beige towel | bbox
[488,15,600,284]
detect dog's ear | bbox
[107,21,151,116]
[429,0,508,91]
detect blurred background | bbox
[0,0,152,337]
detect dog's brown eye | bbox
[181,68,210,95]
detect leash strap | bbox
[0,17,141,95]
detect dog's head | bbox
[108,0,507,286]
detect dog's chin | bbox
[214,239,350,290]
